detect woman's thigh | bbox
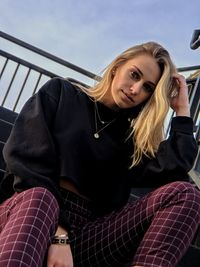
[0,187,59,267]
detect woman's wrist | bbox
[52,234,70,245]
[52,225,70,245]
[175,106,190,117]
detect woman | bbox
[0,41,199,267]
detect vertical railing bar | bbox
[0,58,9,80]
[188,82,194,99]
[190,77,200,119]
[188,79,199,137]
[165,77,199,138]
[193,102,199,127]
[196,124,200,145]
[1,63,20,106]
[32,73,42,95]
[13,68,31,112]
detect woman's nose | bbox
[130,82,142,95]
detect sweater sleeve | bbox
[130,116,198,187]
[2,77,71,230]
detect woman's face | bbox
[103,54,161,110]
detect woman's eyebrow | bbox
[132,65,156,87]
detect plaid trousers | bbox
[0,181,200,267]
[62,181,200,267]
[0,187,59,267]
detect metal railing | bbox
[0,30,200,110]
[0,31,100,112]
[0,31,101,81]
[0,50,59,111]
[187,77,200,178]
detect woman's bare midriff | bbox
[59,178,89,200]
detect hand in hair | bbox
[169,73,190,117]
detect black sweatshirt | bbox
[1,77,198,228]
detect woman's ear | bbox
[112,68,116,76]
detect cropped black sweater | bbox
[1,78,198,228]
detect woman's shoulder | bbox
[39,77,84,102]
[40,77,79,94]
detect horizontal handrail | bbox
[0,50,60,78]
[0,30,101,81]
[1,30,200,78]
[178,65,200,72]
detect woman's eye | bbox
[131,71,140,80]
[143,84,154,94]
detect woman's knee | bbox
[166,181,200,199]
[28,187,59,207]
[16,187,59,222]
[152,181,200,212]
[161,181,200,214]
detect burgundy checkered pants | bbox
[64,181,200,267]
[0,182,200,267]
[0,187,59,266]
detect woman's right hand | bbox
[169,73,190,117]
[47,243,73,267]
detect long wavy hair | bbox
[78,41,177,167]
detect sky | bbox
[0,0,200,86]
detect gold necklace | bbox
[94,101,109,124]
[94,101,116,139]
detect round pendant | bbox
[94,133,99,138]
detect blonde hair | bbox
[79,42,177,167]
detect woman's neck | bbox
[98,96,120,111]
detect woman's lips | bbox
[121,89,134,103]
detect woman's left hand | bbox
[47,243,74,267]
[47,225,73,267]
[170,73,190,117]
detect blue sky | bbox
[0,0,200,84]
